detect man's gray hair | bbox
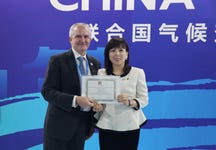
[69,23,91,37]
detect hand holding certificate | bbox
[81,75,120,104]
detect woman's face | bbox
[109,47,128,66]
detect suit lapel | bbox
[66,50,81,88]
[87,56,96,75]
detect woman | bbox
[95,37,149,150]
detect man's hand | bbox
[92,101,104,112]
[76,96,94,109]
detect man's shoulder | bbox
[87,55,100,64]
[87,55,98,60]
[50,50,72,60]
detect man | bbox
[41,23,101,150]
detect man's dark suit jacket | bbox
[41,49,101,141]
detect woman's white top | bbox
[95,67,149,131]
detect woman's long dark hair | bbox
[104,37,131,76]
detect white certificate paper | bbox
[81,75,120,103]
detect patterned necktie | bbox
[77,56,85,75]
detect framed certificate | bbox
[81,75,120,103]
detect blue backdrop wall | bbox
[0,0,216,149]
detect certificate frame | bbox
[81,75,120,104]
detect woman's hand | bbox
[117,93,129,105]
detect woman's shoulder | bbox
[130,67,146,80]
[131,66,145,73]
[98,68,106,75]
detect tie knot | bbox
[77,56,84,62]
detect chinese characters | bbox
[89,22,212,43]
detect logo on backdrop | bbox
[50,0,195,11]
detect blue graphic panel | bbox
[0,0,216,149]
[0,70,7,98]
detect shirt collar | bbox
[72,48,87,60]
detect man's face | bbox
[69,26,91,55]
